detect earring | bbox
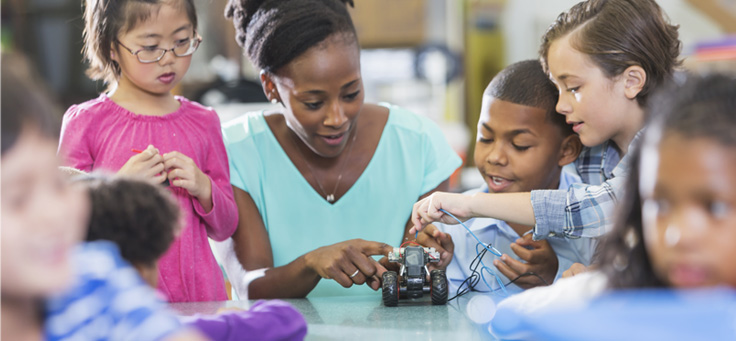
[271,98,279,104]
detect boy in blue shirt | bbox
[80,175,308,341]
[419,60,596,295]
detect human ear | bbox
[558,134,583,167]
[622,65,646,100]
[259,70,280,104]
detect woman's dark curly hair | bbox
[81,175,180,267]
[598,72,736,289]
[225,0,356,74]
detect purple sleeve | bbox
[58,105,95,172]
[182,300,307,341]
[192,111,238,241]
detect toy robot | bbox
[382,245,448,306]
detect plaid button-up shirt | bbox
[531,132,641,239]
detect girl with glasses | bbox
[58,0,238,303]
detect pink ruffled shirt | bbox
[59,94,237,302]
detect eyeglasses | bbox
[115,36,202,63]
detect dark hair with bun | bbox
[225,0,357,73]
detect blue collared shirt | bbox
[436,171,598,295]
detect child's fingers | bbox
[136,146,160,161]
[163,151,194,165]
[163,155,185,171]
[562,263,588,278]
[493,258,521,281]
[151,172,168,185]
[426,195,444,221]
[425,224,454,257]
[416,230,441,249]
[378,255,400,273]
[509,242,534,261]
[415,211,433,230]
[411,200,428,232]
[514,233,536,247]
[145,162,165,179]
[162,150,181,161]
[497,254,529,275]
[167,168,194,182]
[170,177,194,190]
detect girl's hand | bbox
[410,192,473,234]
[493,234,558,289]
[303,239,393,290]
[162,151,212,209]
[562,262,589,278]
[117,145,167,185]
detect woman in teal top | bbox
[216,0,461,298]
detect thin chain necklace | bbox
[288,127,359,204]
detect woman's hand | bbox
[163,151,212,210]
[410,192,474,234]
[303,239,393,290]
[493,234,558,289]
[117,145,167,184]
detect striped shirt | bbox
[45,241,182,340]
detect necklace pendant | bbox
[326,194,335,203]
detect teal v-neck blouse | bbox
[222,104,462,297]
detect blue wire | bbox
[438,208,510,296]
[475,243,509,296]
[438,209,502,257]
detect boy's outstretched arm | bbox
[410,191,536,234]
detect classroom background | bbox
[4,0,736,192]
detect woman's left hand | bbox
[163,151,212,209]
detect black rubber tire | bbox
[382,271,399,307]
[430,269,448,305]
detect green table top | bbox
[171,292,502,340]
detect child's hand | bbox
[562,262,589,278]
[493,234,558,289]
[117,145,167,185]
[410,192,473,234]
[415,224,454,270]
[162,151,212,209]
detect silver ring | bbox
[349,269,360,278]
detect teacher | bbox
[215,0,462,298]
